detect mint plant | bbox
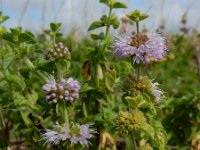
[0,1,176,149]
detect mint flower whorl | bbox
[113,31,168,64]
[70,124,95,146]
[42,124,70,145]
[42,77,58,104]
[42,123,95,146]
[57,77,80,102]
[113,31,134,58]
[46,42,70,60]
[42,77,80,104]
[151,81,163,102]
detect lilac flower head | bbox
[57,77,80,102]
[113,30,168,64]
[42,123,95,146]
[42,76,57,93]
[42,123,70,145]
[70,124,95,146]
[113,31,135,58]
[151,81,163,102]
[42,76,80,104]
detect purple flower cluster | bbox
[42,76,80,104]
[42,124,70,145]
[42,123,95,146]
[113,31,168,64]
[70,124,94,145]
[46,42,70,60]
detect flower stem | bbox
[136,22,139,44]
[136,67,140,83]
[83,101,88,117]
[63,103,70,128]
[102,7,112,55]
[105,7,112,37]
[131,132,138,150]
[136,21,140,84]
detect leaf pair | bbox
[100,0,127,9]
[126,10,149,23]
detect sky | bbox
[1,0,200,35]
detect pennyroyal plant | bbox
[0,1,173,149]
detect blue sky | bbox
[1,0,200,34]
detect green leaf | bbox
[126,11,140,22]
[140,123,155,139]
[150,119,168,148]
[2,27,22,43]
[99,0,108,3]
[88,21,105,31]
[0,11,9,24]
[105,71,115,91]
[125,95,153,109]
[103,108,117,120]
[127,10,149,22]
[94,113,103,122]
[10,27,22,35]
[113,19,119,29]
[44,29,51,35]
[0,26,7,37]
[112,2,127,8]
[21,112,32,126]
[55,32,63,37]
[18,32,35,43]
[26,90,38,106]
[56,59,71,75]
[7,74,26,90]
[99,0,109,6]
[50,22,62,32]
[110,15,120,29]
[24,57,35,70]
[2,32,15,43]
[90,32,104,40]
[100,15,109,24]
[132,10,141,17]
[2,53,15,69]
[139,13,149,21]
[80,84,95,93]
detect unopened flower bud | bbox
[45,42,70,60]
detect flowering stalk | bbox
[105,7,112,37]
[114,9,168,148]
[64,102,70,128]
[136,22,139,44]
[86,1,127,148]
[136,21,140,83]
[102,7,113,55]
[129,11,143,148]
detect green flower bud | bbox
[124,74,152,96]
